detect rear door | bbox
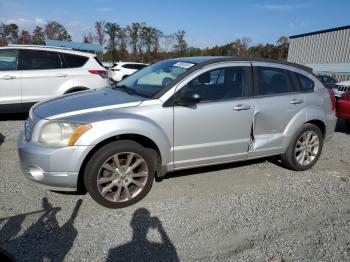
[0,49,21,111]
[173,62,255,169]
[19,49,67,104]
[249,62,304,157]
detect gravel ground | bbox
[0,116,349,262]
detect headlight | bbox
[38,121,91,146]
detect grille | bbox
[337,85,350,92]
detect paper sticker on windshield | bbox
[173,62,195,69]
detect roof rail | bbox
[7,44,73,50]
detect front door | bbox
[173,63,254,169]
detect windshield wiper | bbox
[112,85,147,98]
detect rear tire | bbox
[281,123,323,171]
[84,140,156,208]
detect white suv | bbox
[0,45,108,113]
[109,62,148,82]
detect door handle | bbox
[290,98,304,105]
[2,75,16,80]
[233,104,251,111]
[56,73,68,77]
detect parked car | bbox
[0,45,108,113]
[316,74,337,89]
[17,57,337,208]
[334,80,350,98]
[109,62,148,82]
[336,90,350,127]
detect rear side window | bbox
[0,49,17,70]
[61,53,88,68]
[255,67,292,96]
[122,64,136,69]
[296,73,315,92]
[134,64,146,70]
[20,50,61,70]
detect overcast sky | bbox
[0,0,349,47]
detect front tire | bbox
[281,123,323,171]
[84,140,156,208]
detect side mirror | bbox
[175,91,201,106]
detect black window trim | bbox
[293,71,315,94]
[164,65,253,107]
[18,49,63,70]
[60,52,89,68]
[0,48,19,71]
[252,66,302,98]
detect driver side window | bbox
[180,66,248,102]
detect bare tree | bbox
[94,21,106,47]
[162,34,176,52]
[83,32,93,43]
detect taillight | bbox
[341,91,350,100]
[327,88,336,111]
[88,70,108,79]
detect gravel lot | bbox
[0,116,349,262]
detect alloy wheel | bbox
[295,130,320,166]
[96,152,149,202]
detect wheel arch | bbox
[77,133,163,192]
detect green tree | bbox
[44,21,71,41]
[32,26,45,45]
[127,23,141,57]
[0,23,7,46]
[173,30,188,55]
[105,22,120,61]
[3,23,19,44]
[117,27,128,60]
[18,30,32,44]
[276,36,289,60]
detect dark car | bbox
[336,91,350,127]
[317,74,337,89]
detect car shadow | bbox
[335,118,350,134]
[0,113,28,121]
[158,157,275,181]
[0,197,82,261]
[0,133,4,147]
[107,208,179,262]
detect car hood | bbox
[33,87,144,120]
[336,80,350,86]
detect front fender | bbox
[75,113,172,167]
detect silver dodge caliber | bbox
[17,57,337,208]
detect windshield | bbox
[115,60,195,98]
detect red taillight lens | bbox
[88,70,108,79]
[327,88,336,111]
[342,91,350,101]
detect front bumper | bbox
[17,131,93,191]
